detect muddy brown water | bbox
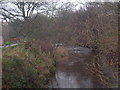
[49,46,103,88]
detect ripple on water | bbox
[49,46,94,88]
[50,70,93,88]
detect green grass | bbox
[4,41,15,45]
[2,44,55,88]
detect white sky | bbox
[10,0,119,2]
[0,0,119,21]
[61,0,119,2]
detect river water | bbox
[49,46,103,88]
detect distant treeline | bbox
[3,2,118,55]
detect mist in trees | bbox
[1,0,118,88]
[0,0,118,53]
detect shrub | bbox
[2,43,55,88]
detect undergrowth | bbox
[85,52,118,88]
[2,43,55,88]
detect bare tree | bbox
[0,0,49,22]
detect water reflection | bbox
[49,46,100,88]
[50,70,93,88]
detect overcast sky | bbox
[6,0,119,2]
[0,0,118,21]
[61,0,119,2]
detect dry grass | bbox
[2,43,55,88]
[55,47,69,57]
[54,47,70,64]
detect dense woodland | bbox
[0,0,119,88]
[1,1,118,52]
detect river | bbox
[49,46,103,88]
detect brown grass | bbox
[55,47,69,57]
[54,47,70,64]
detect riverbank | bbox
[50,45,118,88]
[67,44,118,88]
[85,52,118,88]
[50,46,105,88]
[2,43,56,88]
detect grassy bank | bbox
[2,43,55,88]
[4,41,15,46]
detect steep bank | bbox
[2,43,55,88]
